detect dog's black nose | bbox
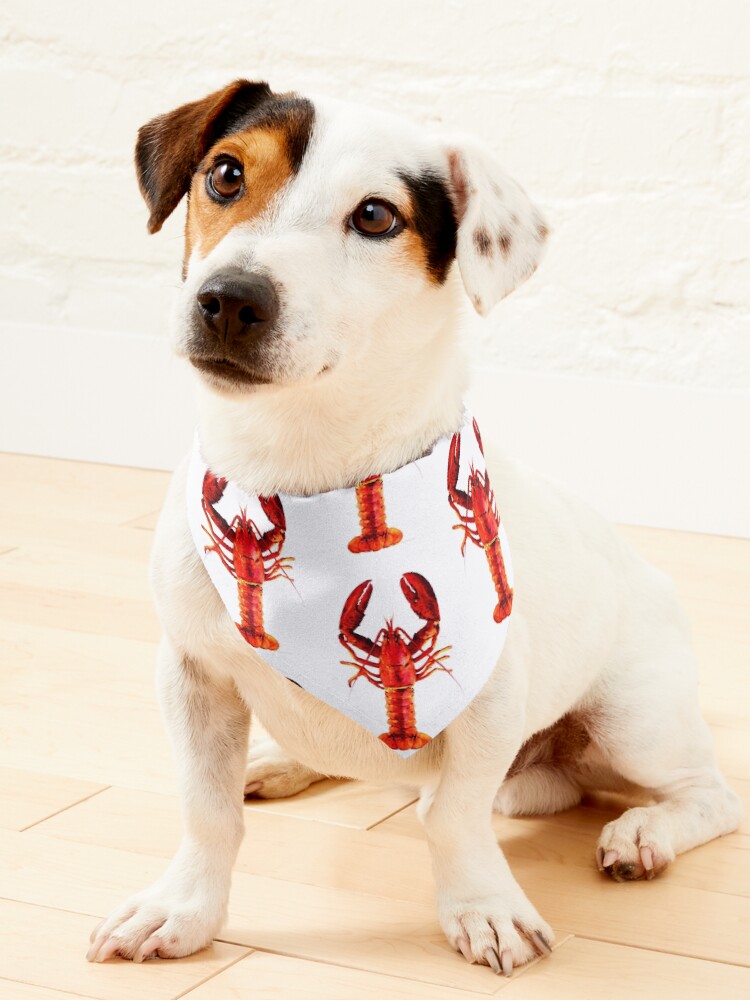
[196,269,279,348]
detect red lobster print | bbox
[447,419,513,623]
[201,471,293,651]
[339,572,451,750]
[348,475,403,553]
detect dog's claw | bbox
[85,935,105,962]
[530,930,552,956]
[501,948,514,977]
[601,849,619,868]
[484,947,502,974]
[90,937,121,963]
[457,936,474,963]
[640,845,655,878]
[134,933,162,963]
[89,920,104,944]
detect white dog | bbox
[87,81,741,975]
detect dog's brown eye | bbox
[350,199,400,237]
[208,159,244,201]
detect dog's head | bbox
[136,80,548,393]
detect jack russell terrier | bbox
[87,80,742,976]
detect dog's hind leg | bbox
[87,638,250,962]
[493,712,589,816]
[590,647,742,881]
[495,765,582,816]
[245,735,326,798]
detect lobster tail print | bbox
[338,572,452,750]
[447,419,514,624]
[236,583,276,649]
[383,688,427,751]
[348,475,403,553]
[486,538,513,623]
[201,472,294,651]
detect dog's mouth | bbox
[189,354,337,388]
[188,356,273,386]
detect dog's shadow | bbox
[492,790,656,871]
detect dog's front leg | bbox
[423,690,554,976]
[87,638,249,962]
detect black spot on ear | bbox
[399,169,458,282]
[207,83,275,149]
[224,93,315,172]
[498,230,513,257]
[473,228,493,256]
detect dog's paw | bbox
[245,737,324,799]
[596,806,676,881]
[86,884,223,962]
[440,892,554,975]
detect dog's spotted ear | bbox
[445,136,549,316]
[135,80,272,234]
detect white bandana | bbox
[187,414,513,756]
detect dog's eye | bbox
[350,199,401,237]
[207,158,244,201]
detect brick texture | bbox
[2,0,748,388]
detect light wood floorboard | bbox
[0,767,106,832]
[0,898,249,1000]
[0,453,748,998]
[184,944,750,1000]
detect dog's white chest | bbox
[187,415,513,755]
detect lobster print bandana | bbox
[186,414,514,756]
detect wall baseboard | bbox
[2,322,748,537]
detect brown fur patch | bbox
[136,80,273,234]
[498,230,513,257]
[537,221,549,241]
[135,80,314,248]
[186,128,294,260]
[506,712,591,780]
[396,228,430,273]
[473,227,493,256]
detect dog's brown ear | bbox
[135,80,272,234]
[444,135,549,316]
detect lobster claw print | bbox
[447,418,513,623]
[339,573,452,750]
[187,413,512,756]
[201,471,293,650]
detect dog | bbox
[87,80,742,974]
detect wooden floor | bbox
[0,452,748,1000]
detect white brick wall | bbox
[1,0,749,532]
[2,0,748,387]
